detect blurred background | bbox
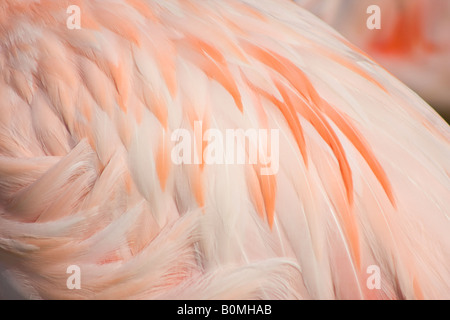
[295,0,450,123]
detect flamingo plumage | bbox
[295,0,450,120]
[0,0,449,300]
